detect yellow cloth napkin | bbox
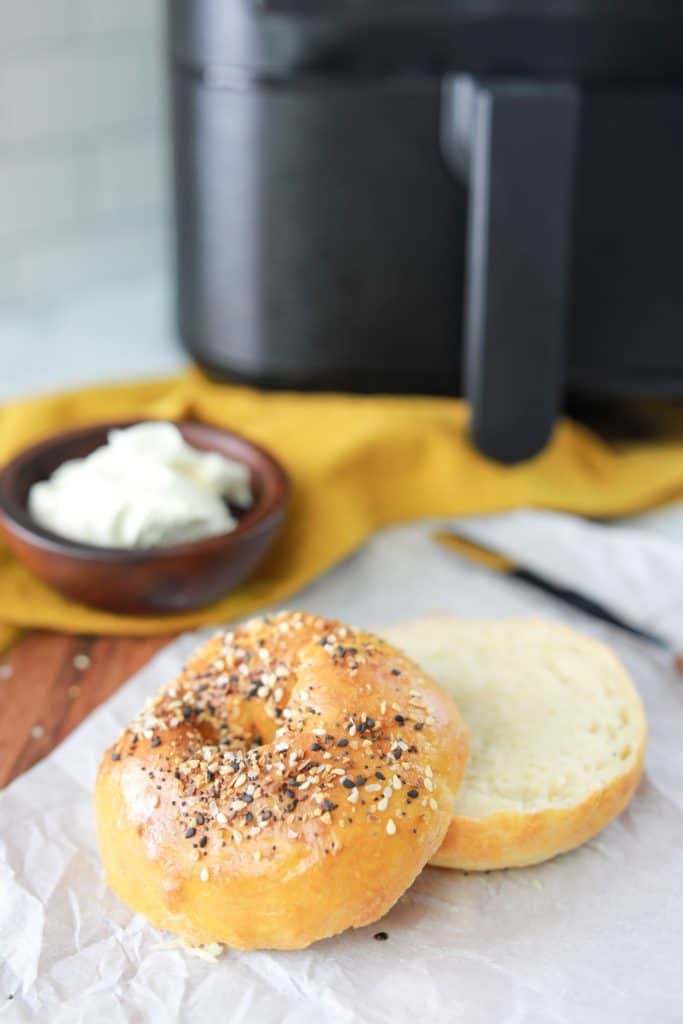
[1,368,682,639]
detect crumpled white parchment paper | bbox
[1,514,682,1024]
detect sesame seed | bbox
[200,867,209,882]
[386,819,397,836]
[185,827,196,838]
[429,798,438,811]
[342,777,355,789]
[347,788,359,804]
[199,836,208,848]
[392,775,402,790]
[424,777,434,792]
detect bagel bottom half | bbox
[382,618,647,871]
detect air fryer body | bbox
[169,0,683,460]
[173,74,467,393]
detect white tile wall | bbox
[0,0,170,306]
[0,48,164,145]
[1,0,75,49]
[0,150,80,241]
[84,136,168,220]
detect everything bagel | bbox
[95,611,469,950]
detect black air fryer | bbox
[168,0,683,462]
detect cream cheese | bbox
[28,422,252,549]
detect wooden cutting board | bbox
[0,632,173,788]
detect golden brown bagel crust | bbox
[95,611,468,950]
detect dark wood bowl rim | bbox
[0,419,290,564]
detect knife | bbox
[436,531,682,674]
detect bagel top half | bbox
[95,611,469,950]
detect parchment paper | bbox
[1,515,682,1023]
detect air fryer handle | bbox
[442,78,579,463]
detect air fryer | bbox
[168,0,683,462]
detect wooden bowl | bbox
[0,420,289,615]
